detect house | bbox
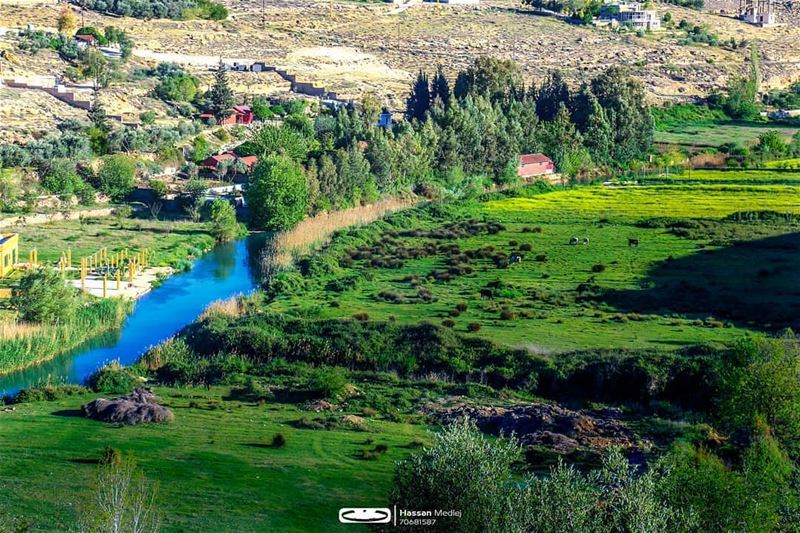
[200,152,237,171]
[739,0,776,26]
[238,155,258,171]
[595,2,661,31]
[0,233,19,278]
[377,112,393,128]
[200,152,258,174]
[517,154,555,179]
[202,106,256,126]
[75,34,98,48]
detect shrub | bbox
[95,154,136,201]
[455,302,468,312]
[308,366,349,400]
[11,268,79,324]
[352,312,369,321]
[519,243,532,251]
[442,319,456,328]
[100,446,122,465]
[500,308,516,320]
[535,254,547,262]
[592,263,606,273]
[271,433,286,448]
[87,361,140,393]
[467,322,482,332]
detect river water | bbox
[0,234,267,397]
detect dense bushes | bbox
[73,0,227,20]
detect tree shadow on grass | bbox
[602,232,800,330]
[51,409,84,418]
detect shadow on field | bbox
[51,409,84,418]
[603,232,800,330]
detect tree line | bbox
[244,57,654,231]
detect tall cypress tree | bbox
[405,71,431,122]
[535,70,571,122]
[583,96,612,164]
[88,92,111,133]
[431,66,451,107]
[209,60,235,120]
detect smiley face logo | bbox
[338,508,392,524]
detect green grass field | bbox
[641,169,800,185]
[654,122,798,148]
[262,181,800,351]
[0,387,428,532]
[13,217,215,269]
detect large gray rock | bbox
[83,388,174,425]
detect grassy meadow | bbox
[13,217,215,270]
[654,122,798,148]
[262,178,800,352]
[0,386,428,532]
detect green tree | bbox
[209,198,239,242]
[722,44,761,119]
[453,57,523,101]
[12,268,79,324]
[720,336,800,453]
[208,60,234,120]
[431,65,451,107]
[244,124,312,162]
[406,71,431,122]
[536,70,571,122]
[392,419,522,532]
[95,154,136,201]
[246,155,309,230]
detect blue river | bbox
[0,234,267,397]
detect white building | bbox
[595,2,661,31]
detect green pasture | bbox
[13,217,215,269]
[263,184,800,351]
[654,122,797,148]
[641,169,800,186]
[0,387,427,532]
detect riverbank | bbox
[0,297,131,375]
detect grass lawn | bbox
[0,387,428,532]
[261,183,800,352]
[654,122,798,148]
[641,169,800,186]
[13,217,215,269]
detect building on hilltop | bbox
[594,2,661,31]
[738,0,776,26]
[0,234,19,278]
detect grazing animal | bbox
[509,254,523,264]
[569,237,579,245]
[582,237,589,245]
[628,238,640,247]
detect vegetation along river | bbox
[0,234,267,397]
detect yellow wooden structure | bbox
[0,233,19,277]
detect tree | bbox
[81,455,160,533]
[12,268,79,324]
[209,199,239,242]
[756,130,788,159]
[722,44,761,119]
[406,71,431,122]
[181,178,207,222]
[392,419,523,532]
[244,124,312,162]
[582,94,613,164]
[192,136,211,164]
[96,155,136,201]
[148,178,167,219]
[536,70,571,122]
[57,6,77,36]
[431,65,451,107]
[453,57,523,101]
[89,94,111,134]
[208,60,234,120]
[720,335,800,453]
[590,66,654,164]
[246,155,309,230]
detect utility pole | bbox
[261,0,265,29]
[330,0,333,18]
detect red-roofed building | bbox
[200,106,255,126]
[238,155,258,170]
[75,34,98,48]
[517,153,555,179]
[200,152,236,171]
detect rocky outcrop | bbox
[83,388,174,425]
[427,401,645,454]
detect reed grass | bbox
[0,298,132,374]
[265,197,416,269]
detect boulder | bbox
[83,388,174,425]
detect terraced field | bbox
[262,180,800,351]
